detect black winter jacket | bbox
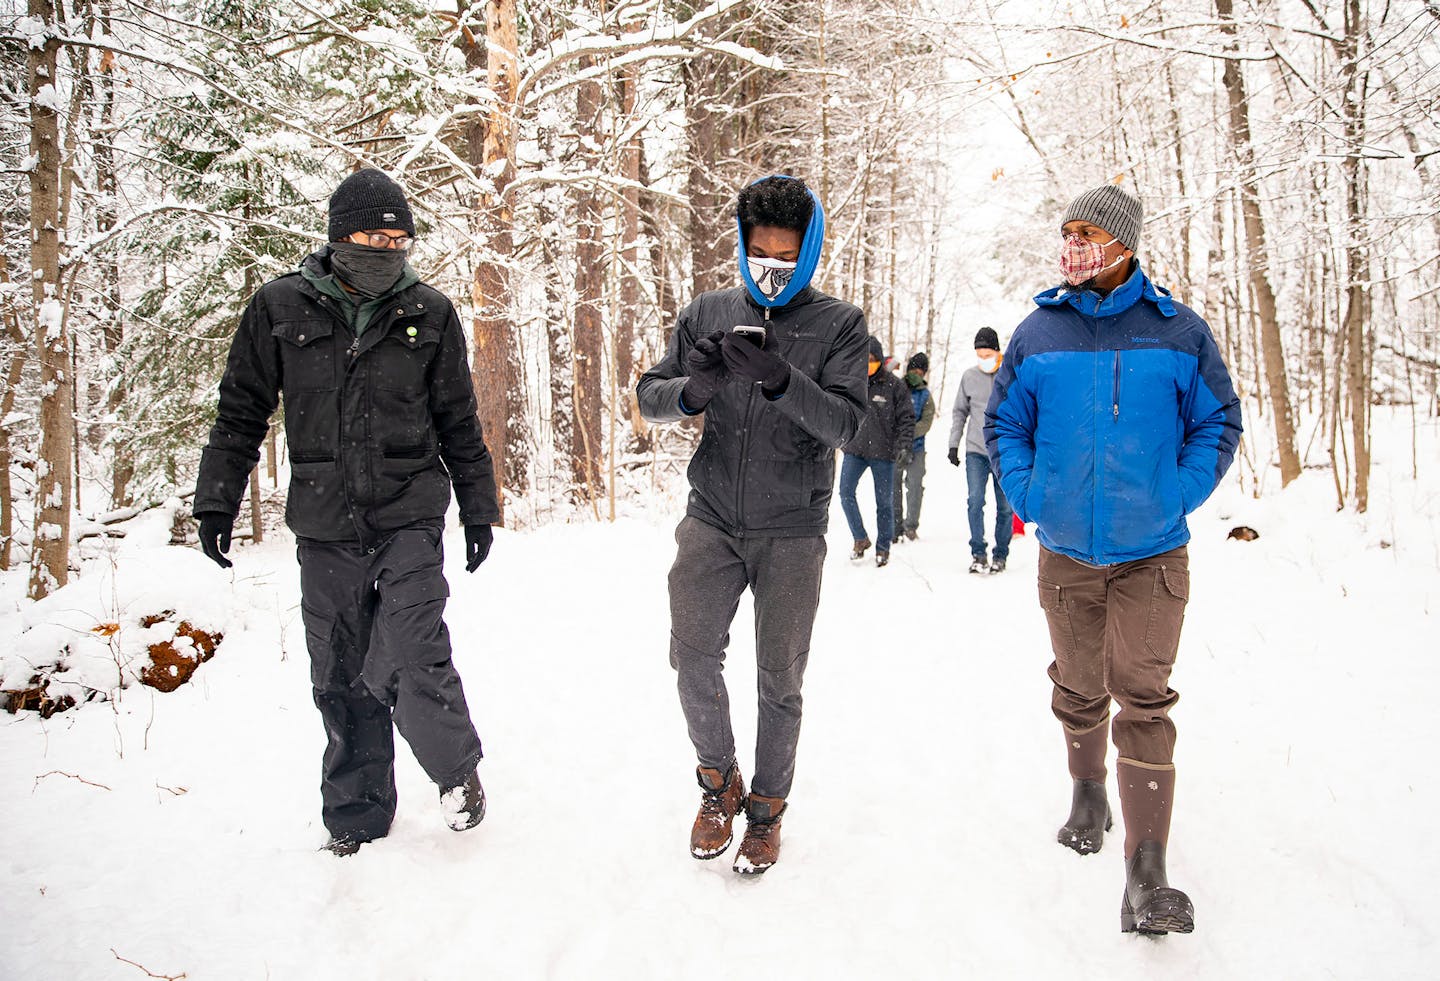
[842,368,915,460]
[193,254,499,545]
[637,286,868,537]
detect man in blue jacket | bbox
[985,184,1241,936]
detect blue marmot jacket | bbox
[983,263,1242,566]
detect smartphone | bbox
[732,324,766,347]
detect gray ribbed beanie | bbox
[328,169,415,241]
[1061,185,1143,252]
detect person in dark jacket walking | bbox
[838,336,915,566]
[636,175,867,875]
[948,328,1012,574]
[890,352,936,543]
[193,169,496,856]
[985,183,1242,935]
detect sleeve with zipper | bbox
[914,389,935,438]
[767,309,868,448]
[892,375,916,452]
[1176,317,1243,514]
[193,292,281,518]
[429,304,500,526]
[636,304,696,423]
[949,375,970,449]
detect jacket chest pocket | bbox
[369,320,443,450]
[273,319,337,392]
[371,319,442,393]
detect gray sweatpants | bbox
[298,526,482,841]
[667,516,826,800]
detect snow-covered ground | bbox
[2,411,1437,979]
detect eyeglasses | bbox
[352,231,413,251]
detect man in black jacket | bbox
[838,336,915,566]
[193,169,497,856]
[637,175,867,875]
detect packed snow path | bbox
[2,451,1436,979]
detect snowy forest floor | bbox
[2,412,1438,980]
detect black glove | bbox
[947,447,960,467]
[721,329,790,395]
[197,513,234,569]
[896,445,913,467]
[464,524,493,573]
[680,330,728,411]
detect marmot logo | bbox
[383,212,397,221]
[871,395,888,403]
[1131,336,1160,343]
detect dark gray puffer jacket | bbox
[194,251,499,546]
[637,286,868,538]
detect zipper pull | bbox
[348,337,360,358]
[1113,402,1119,419]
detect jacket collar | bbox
[1033,260,1176,319]
[298,247,421,307]
[742,285,818,315]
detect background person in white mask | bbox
[948,327,1012,574]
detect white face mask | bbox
[746,255,797,300]
[978,356,999,374]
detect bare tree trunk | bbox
[464,0,530,524]
[28,0,74,600]
[616,42,642,396]
[96,2,129,508]
[0,251,28,571]
[1339,0,1370,511]
[1216,0,1301,488]
[682,58,733,297]
[572,66,606,498]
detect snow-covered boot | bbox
[439,768,486,831]
[1117,760,1193,935]
[875,550,890,568]
[691,763,746,859]
[1058,722,1111,855]
[733,794,786,875]
[851,538,872,560]
[968,557,988,574]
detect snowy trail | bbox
[2,452,1437,979]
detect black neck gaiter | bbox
[328,242,407,298]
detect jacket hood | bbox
[736,176,825,309]
[1033,260,1176,319]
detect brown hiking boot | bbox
[733,794,786,875]
[691,764,746,859]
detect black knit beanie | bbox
[906,352,929,372]
[974,327,1000,350]
[328,169,415,241]
[868,336,885,362]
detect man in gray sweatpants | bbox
[636,176,867,874]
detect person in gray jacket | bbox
[948,327,1012,573]
[636,175,867,875]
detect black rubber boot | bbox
[1120,840,1194,935]
[1057,778,1112,855]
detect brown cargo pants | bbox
[1037,544,1190,766]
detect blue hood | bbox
[736,176,825,309]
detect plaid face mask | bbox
[1059,233,1122,286]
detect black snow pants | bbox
[298,525,482,842]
